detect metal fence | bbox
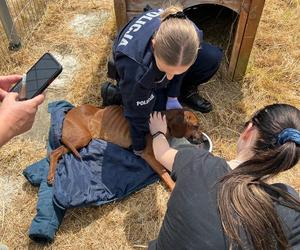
[0,0,49,63]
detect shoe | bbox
[180,92,212,113]
[101,82,122,106]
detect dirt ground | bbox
[0,0,299,249]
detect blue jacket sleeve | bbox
[166,74,185,97]
[115,55,155,151]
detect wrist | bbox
[0,116,14,146]
[152,131,166,139]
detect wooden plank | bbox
[126,0,246,22]
[228,0,251,78]
[114,0,128,31]
[127,11,142,20]
[126,0,242,13]
[232,0,265,80]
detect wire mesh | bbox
[0,0,49,64]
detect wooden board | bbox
[228,0,251,78]
[114,0,127,30]
[125,0,242,13]
[232,0,265,80]
[126,0,247,24]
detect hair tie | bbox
[164,11,186,21]
[277,128,300,146]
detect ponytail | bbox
[160,5,183,22]
[218,104,300,250]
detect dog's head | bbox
[166,109,204,143]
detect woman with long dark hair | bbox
[148,103,300,249]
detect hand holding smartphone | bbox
[10,52,63,100]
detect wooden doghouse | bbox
[113,0,265,80]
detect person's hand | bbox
[149,112,167,136]
[0,75,22,100]
[0,92,45,145]
[166,97,182,110]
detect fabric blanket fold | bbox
[23,101,159,242]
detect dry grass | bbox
[0,0,299,249]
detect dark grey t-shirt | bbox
[149,146,300,250]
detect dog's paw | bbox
[47,177,54,185]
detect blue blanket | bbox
[23,101,159,242]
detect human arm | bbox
[116,56,155,152]
[166,74,185,98]
[149,112,178,171]
[166,74,185,110]
[0,75,45,146]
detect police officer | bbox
[101,5,222,155]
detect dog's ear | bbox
[166,109,187,138]
[183,110,200,127]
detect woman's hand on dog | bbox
[149,112,167,136]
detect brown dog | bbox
[48,105,204,190]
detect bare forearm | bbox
[0,120,14,147]
[152,134,178,171]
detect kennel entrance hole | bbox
[113,0,265,80]
[184,5,237,69]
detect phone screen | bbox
[10,53,62,99]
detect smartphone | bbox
[10,52,62,100]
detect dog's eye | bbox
[192,125,199,130]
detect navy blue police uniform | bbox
[113,8,222,151]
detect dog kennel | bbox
[113,0,265,80]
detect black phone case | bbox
[10,52,63,99]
